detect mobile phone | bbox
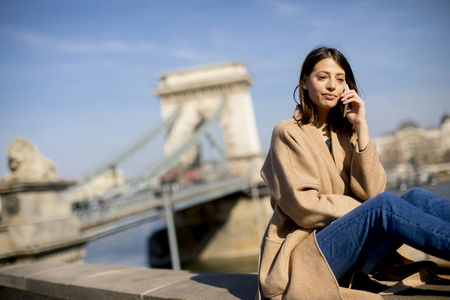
[342,85,348,118]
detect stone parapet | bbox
[1,262,449,299]
[0,262,257,300]
[0,181,86,265]
[1,263,450,299]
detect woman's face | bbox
[303,57,346,113]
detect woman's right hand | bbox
[341,84,369,151]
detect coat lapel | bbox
[297,122,351,191]
[304,123,336,167]
[330,126,351,188]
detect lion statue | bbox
[1,137,58,184]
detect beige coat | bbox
[257,116,387,300]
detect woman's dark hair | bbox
[294,46,357,135]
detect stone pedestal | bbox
[0,181,87,265]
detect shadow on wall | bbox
[189,271,257,300]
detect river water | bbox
[83,182,450,274]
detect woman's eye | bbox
[337,78,345,82]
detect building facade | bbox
[375,114,450,187]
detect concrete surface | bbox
[0,262,449,299]
[0,262,256,300]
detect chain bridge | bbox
[61,63,265,268]
[72,98,246,236]
[0,63,268,268]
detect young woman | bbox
[256,47,450,300]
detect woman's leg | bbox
[316,191,450,283]
[400,188,450,222]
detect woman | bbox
[256,47,450,299]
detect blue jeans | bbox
[316,188,450,284]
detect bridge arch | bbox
[153,62,262,176]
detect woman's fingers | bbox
[342,89,362,104]
[341,88,366,125]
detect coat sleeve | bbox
[261,123,362,230]
[349,138,387,200]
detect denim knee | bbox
[372,191,397,207]
[401,187,430,200]
[365,192,398,216]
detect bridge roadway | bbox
[77,175,254,240]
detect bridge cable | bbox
[205,132,227,158]
[72,106,181,188]
[95,98,227,201]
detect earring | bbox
[293,85,301,106]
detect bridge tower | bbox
[153,62,262,178]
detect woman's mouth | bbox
[322,93,336,100]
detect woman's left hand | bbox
[341,84,366,126]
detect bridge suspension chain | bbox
[205,132,227,158]
[72,106,181,188]
[93,98,228,201]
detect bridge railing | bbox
[74,173,251,231]
[74,190,162,229]
[171,175,251,208]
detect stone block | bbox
[1,188,72,223]
[27,264,127,300]
[70,267,194,300]
[0,263,258,300]
[8,216,79,248]
[0,262,71,291]
[143,272,257,300]
[2,262,449,299]
[0,181,81,258]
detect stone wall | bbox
[0,262,257,300]
[1,262,448,299]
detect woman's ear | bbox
[301,78,308,90]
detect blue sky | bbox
[1,0,449,180]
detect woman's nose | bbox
[327,79,336,91]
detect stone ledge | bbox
[0,262,257,300]
[2,262,449,299]
[0,180,72,193]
